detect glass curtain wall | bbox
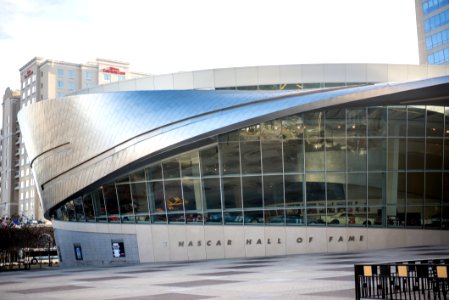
[54,105,449,229]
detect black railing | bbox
[355,259,449,299]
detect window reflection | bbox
[53,105,448,230]
[83,194,95,222]
[368,107,387,137]
[263,175,284,208]
[262,141,283,173]
[103,184,120,222]
[408,106,426,137]
[116,183,134,223]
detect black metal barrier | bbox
[355,259,449,299]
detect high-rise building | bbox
[416,0,449,64]
[0,58,146,221]
[0,88,21,218]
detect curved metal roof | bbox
[17,76,449,215]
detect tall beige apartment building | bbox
[0,88,21,218]
[0,57,146,221]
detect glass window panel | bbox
[162,159,180,179]
[262,141,283,174]
[147,163,162,180]
[240,124,260,141]
[285,174,304,206]
[347,137,367,172]
[222,177,242,209]
[442,206,449,229]
[408,106,426,137]
[325,138,346,172]
[444,174,449,204]
[426,139,443,170]
[185,213,204,224]
[261,120,282,140]
[115,176,129,184]
[167,213,185,223]
[387,172,406,206]
[306,173,325,206]
[387,138,406,171]
[93,188,107,222]
[445,107,449,137]
[424,206,441,228]
[66,200,76,221]
[407,138,425,170]
[151,214,167,223]
[244,210,263,224]
[263,175,284,208]
[426,106,444,137]
[202,178,221,210]
[326,173,346,206]
[305,144,324,171]
[425,172,442,205]
[200,146,219,176]
[388,106,407,136]
[116,184,134,222]
[368,173,386,206]
[180,152,200,177]
[282,115,304,139]
[240,141,261,174]
[182,178,203,211]
[325,109,346,138]
[347,174,367,207]
[102,184,120,222]
[286,208,305,225]
[445,139,449,170]
[74,197,85,221]
[366,208,382,226]
[304,112,324,171]
[265,209,285,225]
[325,207,347,225]
[368,107,387,136]
[368,138,386,171]
[220,142,240,175]
[205,211,223,224]
[242,176,262,208]
[306,207,325,225]
[130,170,145,182]
[148,181,165,213]
[347,207,368,226]
[407,172,424,206]
[386,206,406,227]
[283,139,304,173]
[82,194,95,221]
[224,211,244,224]
[347,108,366,137]
[164,180,183,212]
[406,206,422,227]
[131,182,149,216]
[219,130,239,142]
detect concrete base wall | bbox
[53,221,449,266]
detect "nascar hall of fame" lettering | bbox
[177,235,364,247]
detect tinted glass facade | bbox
[54,105,449,230]
[420,0,449,64]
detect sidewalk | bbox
[0,244,448,300]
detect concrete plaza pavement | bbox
[1,244,448,300]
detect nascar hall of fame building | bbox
[18,64,449,266]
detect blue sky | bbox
[0,0,418,94]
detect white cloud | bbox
[0,0,418,96]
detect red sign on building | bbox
[103,67,126,75]
[24,69,33,79]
